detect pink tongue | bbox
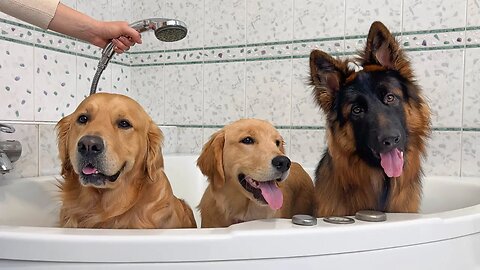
[82,166,97,175]
[380,149,404,177]
[258,181,283,210]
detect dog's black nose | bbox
[379,133,401,151]
[272,156,291,173]
[78,135,104,157]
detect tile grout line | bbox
[289,0,295,155]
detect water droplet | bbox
[5,86,10,91]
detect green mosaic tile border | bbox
[2,18,480,67]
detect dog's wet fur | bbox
[310,22,431,216]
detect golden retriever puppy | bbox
[56,93,196,229]
[197,119,314,228]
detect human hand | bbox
[89,20,143,54]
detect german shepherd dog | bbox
[309,21,430,216]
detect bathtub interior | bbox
[0,154,479,228]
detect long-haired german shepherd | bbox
[309,21,431,216]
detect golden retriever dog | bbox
[197,119,314,228]
[56,93,196,229]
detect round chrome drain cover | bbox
[323,216,355,224]
[292,214,317,226]
[355,210,387,222]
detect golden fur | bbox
[197,119,314,228]
[310,22,431,216]
[56,93,196,229]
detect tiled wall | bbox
[1,0,479,179]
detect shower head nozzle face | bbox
[130,18,188,42]
[155,25,188,42]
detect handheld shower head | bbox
[89,18,188,96]
[130,18,188,42]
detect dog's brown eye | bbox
[118,120,132,129]
[77,115,88,124]
[384,93,396,104]
[351,105,364,115]
[240,137,254,144]
[275,140,281,147]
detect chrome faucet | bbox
[0,123,22,174]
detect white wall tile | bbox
[177,127,203,154]
[111,64,131,96]
[461,131,480,177]
[203,62,245,125]
[403,0,467,31]
[160,126,178,154]
[34,48,77,122]
[77,0,111,21]
[131,0,164,22]
[290,129,326,170]
[164,64,203,125]
[424,131,462,176]
[409,49,464,128]
[247,0,293,43]
[463,48,480,128]
[294,0,344,40]
[245,59,292,126]
[0,41,34,121]
[111,0,131,21]
[205,0,245,47]
[164,0,204,50]
[38,124,61,176]
[291,58,324,127]
[131,66,165,124]
[467,0,480,26]
[345,0,402,35]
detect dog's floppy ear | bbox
[197,130,225,190]
[361,21,413,79]
[145,122,164,182]
[310,50,348,112]
[56,115,73,177]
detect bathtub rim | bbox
[0,175,479,263]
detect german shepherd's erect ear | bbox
[309,50,350,113]
[197,130,226,190]
[360,21,414,80]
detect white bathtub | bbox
[0,154,479,270]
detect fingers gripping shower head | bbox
[90,18,188,96]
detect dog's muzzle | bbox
[76,135,123,187]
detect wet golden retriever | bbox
[197,119,314,228]
[56,93,196,229]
